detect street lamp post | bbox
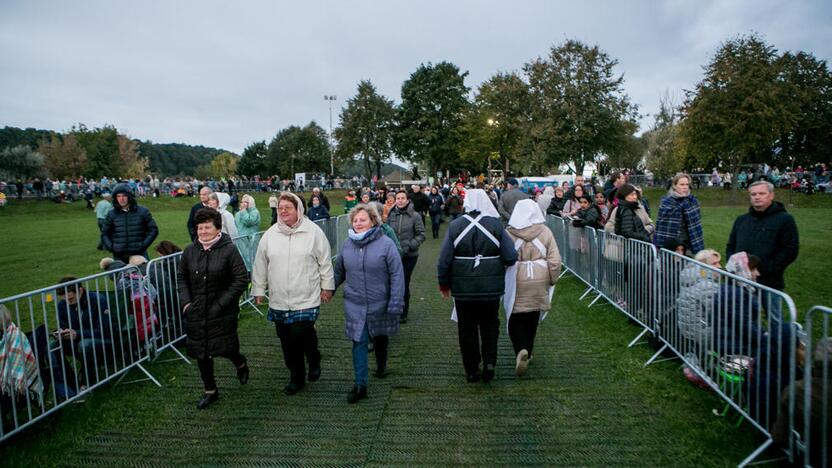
[324,95,337,176]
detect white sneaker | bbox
[515,349,529,377]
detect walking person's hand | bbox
[255,296,266,305]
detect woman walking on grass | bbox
[334,204,404,403]
[178,208,250,409]
[505,200,561,377]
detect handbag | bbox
[603,235,624,262]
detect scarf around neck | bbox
[198,232,223,250]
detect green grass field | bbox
[0,187,829,466]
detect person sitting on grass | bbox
[55,278,114,388]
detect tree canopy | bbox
[524,39,639,175]
[335,80,396,180]
[394,61,471,178]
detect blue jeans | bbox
[352,324,369,387]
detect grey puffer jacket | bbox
[386,202,425,258]
[675,265,719,344]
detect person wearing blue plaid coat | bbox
[653,173,704,254]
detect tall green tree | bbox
[395,61,470,178]
[72,124,122,178]
[266,122,330,178]
[524,39,639,175]
[776,51,832,167]
[459,72,531,177]
[643,94,685,179]
[237,140,268,177]
[335,80,396,180]
[679,34,792,176]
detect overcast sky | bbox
[1,0,830,154]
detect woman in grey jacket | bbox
[335,204,405,403]
[385,190,425,324]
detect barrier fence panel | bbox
[0,266,161,441]
[546,215,570,277]
[590,230,658,344]
[797,305,831,467]
[143,252,189,361]
[656,249,800,466]
[564,222,596,297]
[313,217,340,260]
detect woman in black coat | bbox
[178,208,250,409]
[614,184,652,242]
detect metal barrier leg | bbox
[579,286,593,300]
[738,438,774,467]
[628,328,649,348]
[644,343,672,367]
[115,363,162,387]
[588,292,603,307]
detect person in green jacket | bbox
[95,192,113,250]
[233,194,261,271]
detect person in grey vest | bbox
[438,189,517,383]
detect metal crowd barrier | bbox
[0,265,161,441]
[544,215,810,466]
[655,249,800,466]
[793,305,831,467]
[143,252,190,360]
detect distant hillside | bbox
[135,141,225,176]
[0,125,229,177]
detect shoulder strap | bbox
[454,214,500,248]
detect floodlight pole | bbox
[324,95,337,176]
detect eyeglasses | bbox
[278,206,295,212]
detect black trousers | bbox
[276,321,321,385]
[455,299,500,375]
[196,351,246,391]
[508,311,541,357]
[374,335,389,371]
[401,256,419,319]
[270,207,277,226]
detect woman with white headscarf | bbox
[437,189,517,384]
[505,199,561,377]
[252,192,335,396]
[207,192,238,238]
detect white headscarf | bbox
[463,189,500,218]
[509,199,546,229]
[242,194,256,209]
[216,192,231,210]
[276,192,306,235]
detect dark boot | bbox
[347,385,367,403]
[236,361,249,385]
[196,390,218,409]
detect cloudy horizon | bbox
[1,0,830,154]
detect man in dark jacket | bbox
[187,186,214,241]
[102,183,159,262]
[55,277,114,386]
[726,181,799,292]
[408,184,430,225]
[497,178,529,223]
[438,189,517,383]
